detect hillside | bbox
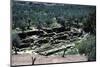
[11,1,96,66]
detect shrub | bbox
[76,35,96,61]
[83,11,96,34]
[12,32,21,54]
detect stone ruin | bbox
[12,26,84,56]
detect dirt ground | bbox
[11,53,88,66]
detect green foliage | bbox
[43,17,63,28]
[19,21,27,32]
[66,48,79,55]
[83,11,96,34]
[56,17,66,27]
[12,32,21,48]
[12,32,21,54]
[76,35,96,61]
[12,1,96,30]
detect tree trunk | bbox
[62,48,67,57]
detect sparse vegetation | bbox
[76,35,96,61]
[11,1,96,65]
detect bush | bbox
[12,32,21,54]
[76,35,96,61]
[83,11,96,34]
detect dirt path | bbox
[11,53,88,66]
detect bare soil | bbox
[11,53,87,66]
